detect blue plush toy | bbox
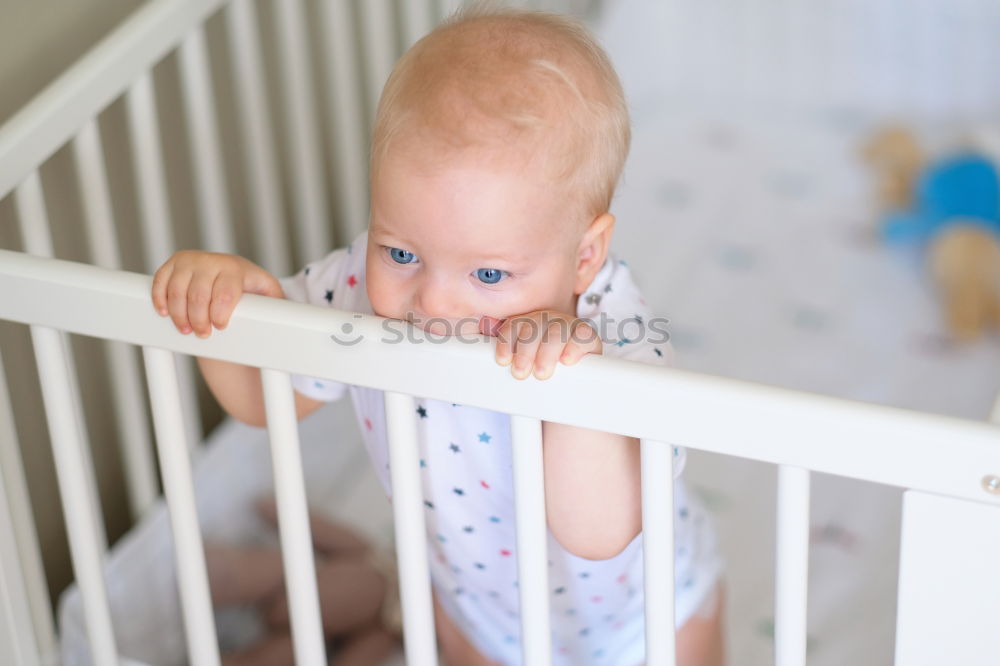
[881,153,1000,245]
[864,127,1000,340]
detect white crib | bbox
[1,1,999,665]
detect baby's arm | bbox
[151,251,324,427]
[483,312,643,561]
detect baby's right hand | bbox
[151,250,284,338]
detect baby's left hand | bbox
[479,311,603,380]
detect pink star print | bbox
[481,480,490,489]
[347,274,358,287]
[500,549,512,557]
[364,417,373,431]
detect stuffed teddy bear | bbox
[863,125,1000,341]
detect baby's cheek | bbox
[365,270,397,317]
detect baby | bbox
[152,4,725,665]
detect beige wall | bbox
[0,1,146,125]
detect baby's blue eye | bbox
[475,268,506,284]
[388,247,417,264]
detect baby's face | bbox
[366,151,586,337]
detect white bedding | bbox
[607,86,1000,666]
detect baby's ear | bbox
[574,213,615,293]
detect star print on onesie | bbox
[279,230,724,666]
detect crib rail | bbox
[2,248,1000,665]
[3,251,999,505]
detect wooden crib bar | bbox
[641,438,678,664]
[271,0,332,261]
[73,119,160,519]
[12,174,114,665]
[316,0,371,243]
[775,466,810,666]
[260,369,328,666]
[223,0,291,277]
[511,415,554,664]
[2,250,998,508]
[385,391,440,665]
[177,26,237,256]
[27,321,117,666]
[0,464,42,666]
[0,348,49,666]
[124,71,206,457]
[142,347,221,666]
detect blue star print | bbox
[478,432,491,443]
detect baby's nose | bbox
[415,286,463,323]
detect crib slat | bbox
[509,415,552,665]
[125,73,205,454]
[142,347,221,666]
[775,465,810,666]
[271,0,332,262]
[223,0,291,276]
[0,350,45,666]
[73,119,160,520]
[358,0,398,118]
[14,174,118,666]
[261,369,327,666]
[15,172,109,551]
[125,72,174,269]
[0,467,41,666]
[400,0,434,48]
[641,438,677,665]
[29,325,119,666]
[177,26,237,255]
[316,0,369,242]
[384,391,439,666]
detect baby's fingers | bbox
[560,320,601,365]
[187,271,218,338]
[210,272,242,331]
[151,261,174,316]
[510,318,543,380]
[532,319,568,380]
[165,269,195,334]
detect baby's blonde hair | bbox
[370,1,631,224]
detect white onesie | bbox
[280,230,723,666]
